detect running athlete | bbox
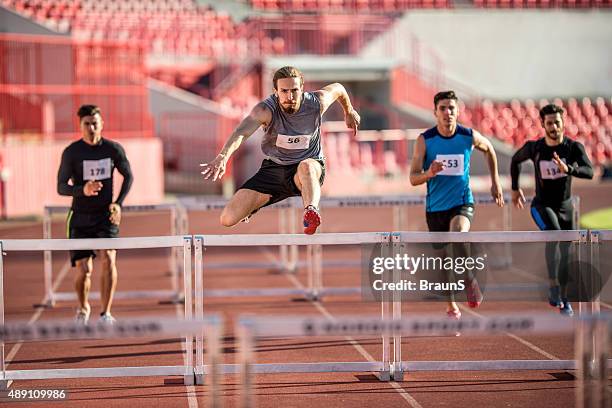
[57,104,133,325]
[410,90,504,319]
[201,66,360,234]
[511,103,593,316]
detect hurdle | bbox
[192,232,390,384]
[388,229,591,380]
[192,230,604,380]
[236,312,610,408]
[181,193,528,300]
[41,203,186,307]
[0,235,198,385]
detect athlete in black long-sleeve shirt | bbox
[510,103,593,316]
[57,105,133,325]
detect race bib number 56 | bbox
[83,158,111,180]
[276,134,311,150]
[435,154,464,176]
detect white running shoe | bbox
[99,313,116,325]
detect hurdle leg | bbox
[43,207,55,308]
[279,208,289,270]
[169,205,184,304]
[0,242,11,390]
[314,244,323,300]
[391,237,403,381]
[575,315,608,408]
[392,205,404,231]
[238,320,255,408]
[194,237,205,385]
[502,199,513,268]
[288,204,299,273]
[182,237,195,385]
[380,233,391,381]
[306,245,316,300]
[205,316,223,407]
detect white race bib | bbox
[539,160,567,180]
[83,158,111,180]
[435,154,464,176]
[276,134,311,150]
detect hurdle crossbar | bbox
[0,236,197,386]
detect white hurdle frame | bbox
[391,230,592,380]
[191,230,606,386]
[0,235,196,385]
[236,312,612,408]
[42,204,185,307]
[192,232,391,384]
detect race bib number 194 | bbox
[539,160,567,180]
[83,158,111,180]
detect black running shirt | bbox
[510,137,593,206]
[57,138,133,213]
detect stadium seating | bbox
[250,0,455,11]
[473,0,610,7]
[1,0,286,58]
[470,97,612,165]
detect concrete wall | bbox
[0,6,67,36]
[364,10,612,100]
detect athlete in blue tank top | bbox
[200,66,361,235]
[409,91,504,320]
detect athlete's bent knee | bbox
[220,211,239,227]
[297,160,319,177]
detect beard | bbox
[281,103,297,114]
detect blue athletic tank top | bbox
[422,125,474,212]
[260,91,323,165]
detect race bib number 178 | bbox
[83,158,111,180]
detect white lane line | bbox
[459,305,560,360]
[5,260,71,364]
[283,270,423,408]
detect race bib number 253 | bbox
[435,154,464,176]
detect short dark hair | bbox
[272,66,303,90]
[77,104,101,120]
[433,90,458,108]
[539,104,564,121]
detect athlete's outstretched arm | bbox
[473,131,504,207]
[509,141,533,208]
[315,83,360,136]
[409,135,443,186]
[568,141,594,179]
[201,103,271,181]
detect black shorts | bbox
[239,158,326,208]
[530,198,575,231]
[426,204,475,232]
[67,211,119,266]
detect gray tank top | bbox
[260,91,323,165]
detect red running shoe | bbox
[303,205,321,235]
[466,278,483,308]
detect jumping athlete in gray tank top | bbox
[201,66,360,235]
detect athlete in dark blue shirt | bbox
[511,103,593,316]
[57,104,133,325]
